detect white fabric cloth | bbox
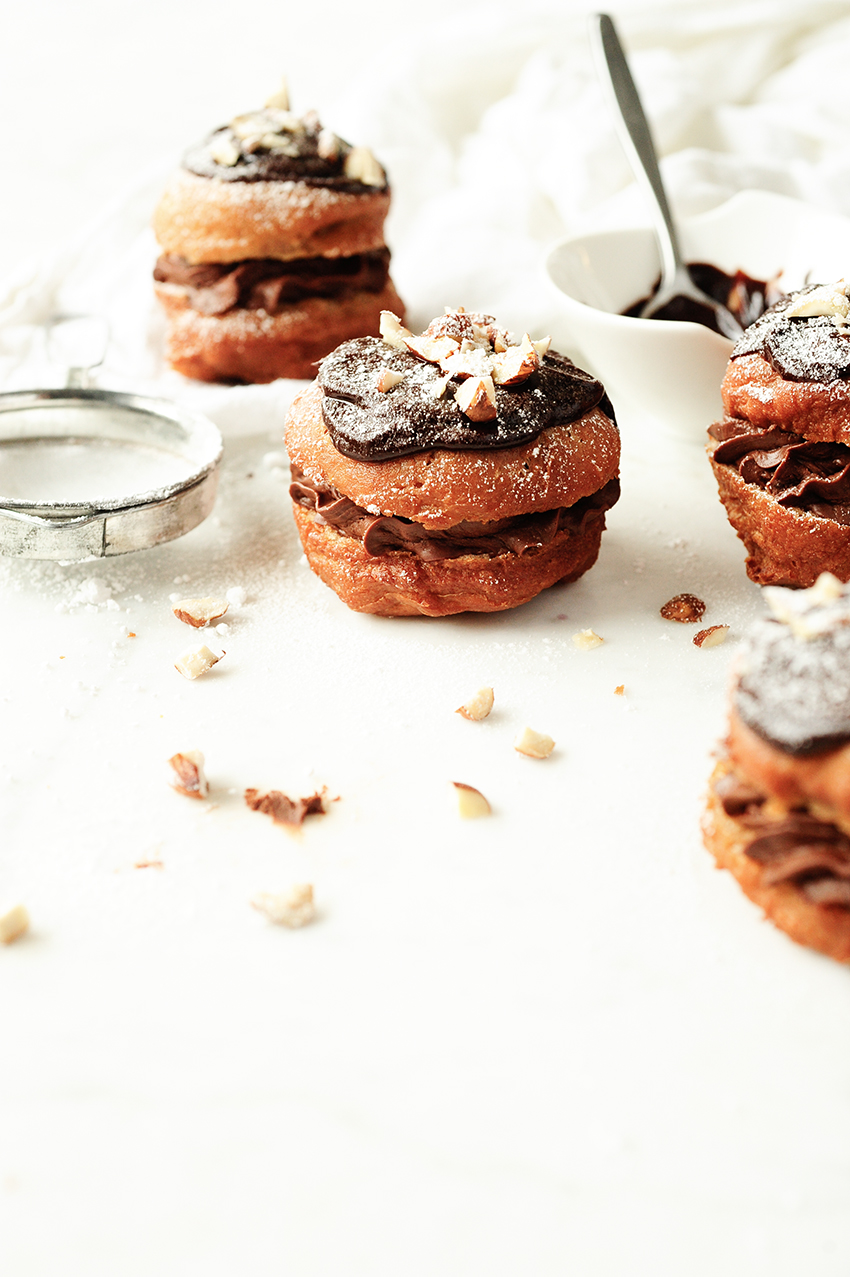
[2,0,850,431]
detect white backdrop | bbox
[2,2,850,1274]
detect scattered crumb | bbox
[244,787,328,826]
[614,684,625,696]
[127,632,136,639]
[660,593,706,623]
[694,624,730,648]
[0,904,29,945]
[135,859,164,870]
[252,884,316,928]
[572,629,604,650]
[514,726,555,759]
[450,781,491,818]
[456,687,494,721]
[168,750,209,799]
[226,586,247,608]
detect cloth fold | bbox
[3,0,850,433]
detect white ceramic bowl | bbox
[545,190,850,437]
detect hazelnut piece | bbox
[660,594,706,623]
[168,750,209,799]
[514,726,555,759]
[450,782,491,819]
[454,375,497,422]
[0,904,29,945]
[252,885,316,929]
[172,597,229,628]
[456,687,494,721]
[693,625,730,648]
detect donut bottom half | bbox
[156,280,404,384]
[291,502,608,617]
[709,455,850,588]
[703,760,850,963]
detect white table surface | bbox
[2,3,850,1274]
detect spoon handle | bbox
[590,13,681,289]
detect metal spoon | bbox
[590,13,743,340]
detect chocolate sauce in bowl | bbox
[624,264,785,334]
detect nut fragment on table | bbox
[0,904,29,945]
[174,644,224,680]
[172,597,229,628]
[693,624,730,649]
[252,884,316,929]
[244,788,327,826]
[450,782,491,818]
[168,749,209,799]
[660,593,706,623]
[514,726,555,759]
[614,684,625,696]
[572,628,604,650]
[456,687,494,721]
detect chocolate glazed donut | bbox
[703,579,850,962]
[708,283,850,586]
[152,105,404,383]
[284,311,620,617]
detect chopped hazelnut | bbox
[168,749,209,799]
[514,726,555,759]
[492,334,540,386]
[660,593,706,623]
[404,333,460,364]
[209,137,240,167]
[456,687,494,721]
[343,146,385,186]
[450,782,491,819]
[572,629,604,650]
[317,128,340,160]
[454,374,497,422]
[252,884,316,929]
[244,788,327,826]
[264,79,291,111]
[174,643,224,680]
[376,368,405,393]
[379,310,412,350]
[0,904,29,945]
[693,625,730,648]
[172,597,229,628]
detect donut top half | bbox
[710,281,850,511]
[735,574,850,756]
[316,310,615,462]
[182,106,388,195]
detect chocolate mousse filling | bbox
[709,419,850,524]
[716,772,850,906]
[153,249,391,317]
[289,468,620,562]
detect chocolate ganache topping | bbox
[708,419,850,524]
[731,282,850,382]
[290,467,620,561]
[318,336,613,463]
[715,772,850,906]
[183,107,387,195]
[154,249,390,317]
[735,576,850,755]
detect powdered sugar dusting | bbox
[737,575,850,753]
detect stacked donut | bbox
[284,308,620,617]
[152,94,404,383]
[704,573,850,962]
[708,280,850,587]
